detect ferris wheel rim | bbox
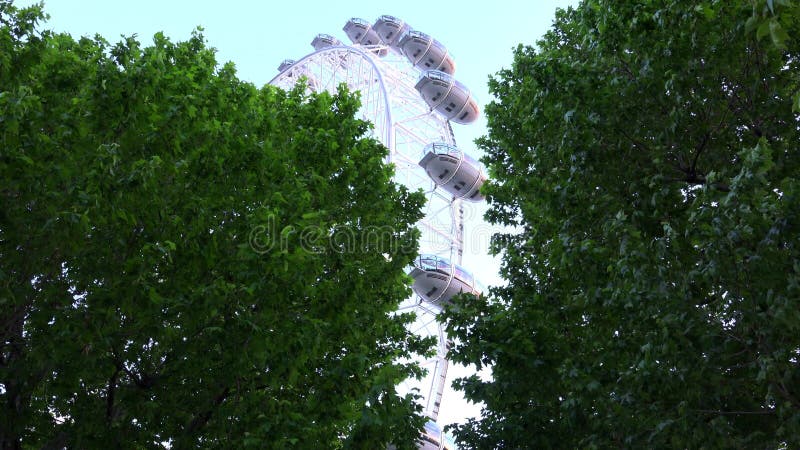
[268,45,395,153]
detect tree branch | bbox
[106,367,120,423]
[663,174,730,192]
[693,409,775,415]
[690,132,710,176]
[186,387,230,433]
[775,381,800,410]
[111,347,156,389]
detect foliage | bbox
[442,0,800,447]
[0,2,429,448]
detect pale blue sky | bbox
[22,0,578,151]
[18,0,579,428]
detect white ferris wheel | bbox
[269,16,486,449]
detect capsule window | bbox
[459,111,470,121]
[438,169,450,180]
[444,102,456,112]
[412,49,422,57]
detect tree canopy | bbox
[1,3,430,448]
[442,0,800,447]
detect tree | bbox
[442,0,800,447]
[0,3,429,448]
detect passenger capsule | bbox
[418,420,457,450]
[410,255,482,306]
[343,18,381,45]
[343,18,388,57]
[415,70,480,124]
[311,33,342,51]
[372,15,410,48]
[398,30,456,75]
[419,143,485,201]
[276,59,295,72]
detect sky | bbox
[17,0,579,430]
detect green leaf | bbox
[695,4,717,19]
[745,15,759,34]
[793,91,800,113]
[769,19,789,48]
[757,20,772,40]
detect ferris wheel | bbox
[269,16,485,449]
